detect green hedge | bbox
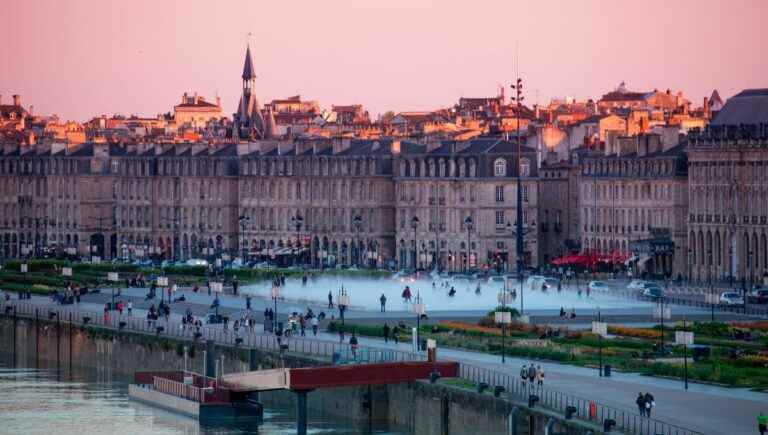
[5,259,69,272]
[327,321,395,338]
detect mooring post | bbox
[295,389,313,435]
[249,348,258,371]
[205,340,215,378]
[35,308,39,363]
[69,312,73,370]
[56,311,61,367]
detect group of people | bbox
[520,364,545,386]
[381,322,402,344]
[635,392,656,418]
[558,306,577,320]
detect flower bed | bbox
[608,325,661,339]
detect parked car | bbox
[747,289,768,304]
[588,281,608,292]
[628,280,650,290]
[719,291,745,306]
[642,286,663,299]
[186,258,209,267]
[542,278,560,290]
[526,275,546,288]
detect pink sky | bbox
[2,0,767,122]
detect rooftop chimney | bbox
[12,95,21,107]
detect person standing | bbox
[299,316,306,337]
[328,291,334,309]
[758,412,767,435]
[520,364,528,386]
[527,364,537,387]
[383,322,391,343]
[644,392,655,418]
[636,393,646,417]
[233,279,239,296]
[392,326,399,344]
[536,365,545,386]
[127,301,132,316]
[246,295,252,310]
[380,294,387,312]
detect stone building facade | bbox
[579,134,689,278]
[687,89,768,285]
[538,155,580,264]
[394,138,539,272]
[0,137,539,272]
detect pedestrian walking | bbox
[758,412,767,435]
[339,328,345,344]
[536,365,545,386]
[349,332,359,359]
[393,326,399,344]
[246,295,252,310]
[380,293,387,312]
[127,301,132,316]
[636,393,646,416]
[520,364,528,386]
[644,392,655,418]
[311,316,319,336]
[299,316,306,337]
[328,291,334,309]
[233,279,239,296]
[383,322,390,343]
[527,364,537,386]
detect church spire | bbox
[242,45,256,81]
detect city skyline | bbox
[2,0,767,121]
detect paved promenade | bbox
[3,287,766,435]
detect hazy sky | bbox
[2,0,766,121]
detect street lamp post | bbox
[412,290,426,351]
[271,284,281,333]
[338,285,350,325]
[464,216,473,274]
[496,285,514,363]
[708,249,714,322]
[512,76,526,318]
[239,215,250,262]
[411,216,420,271]
[353,215,362,267]
[291,214,304,266]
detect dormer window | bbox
[520,158,531,177]
[494,158,507,177]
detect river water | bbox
[0,354,402,435]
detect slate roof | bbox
[710,88,768,126]
[242,46,256,80]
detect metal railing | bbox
[0,299,700,435]
[153,376,202,403]
[460,363,702,435]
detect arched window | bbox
[494,158,507,177]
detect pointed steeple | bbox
[242,45,256,81]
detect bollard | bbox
[603,418,616,432]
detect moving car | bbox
[642,286,663,299]
[719,291,745,306]
[588,281,608,292]
[747,289,768,304]
[628,280,650,290]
